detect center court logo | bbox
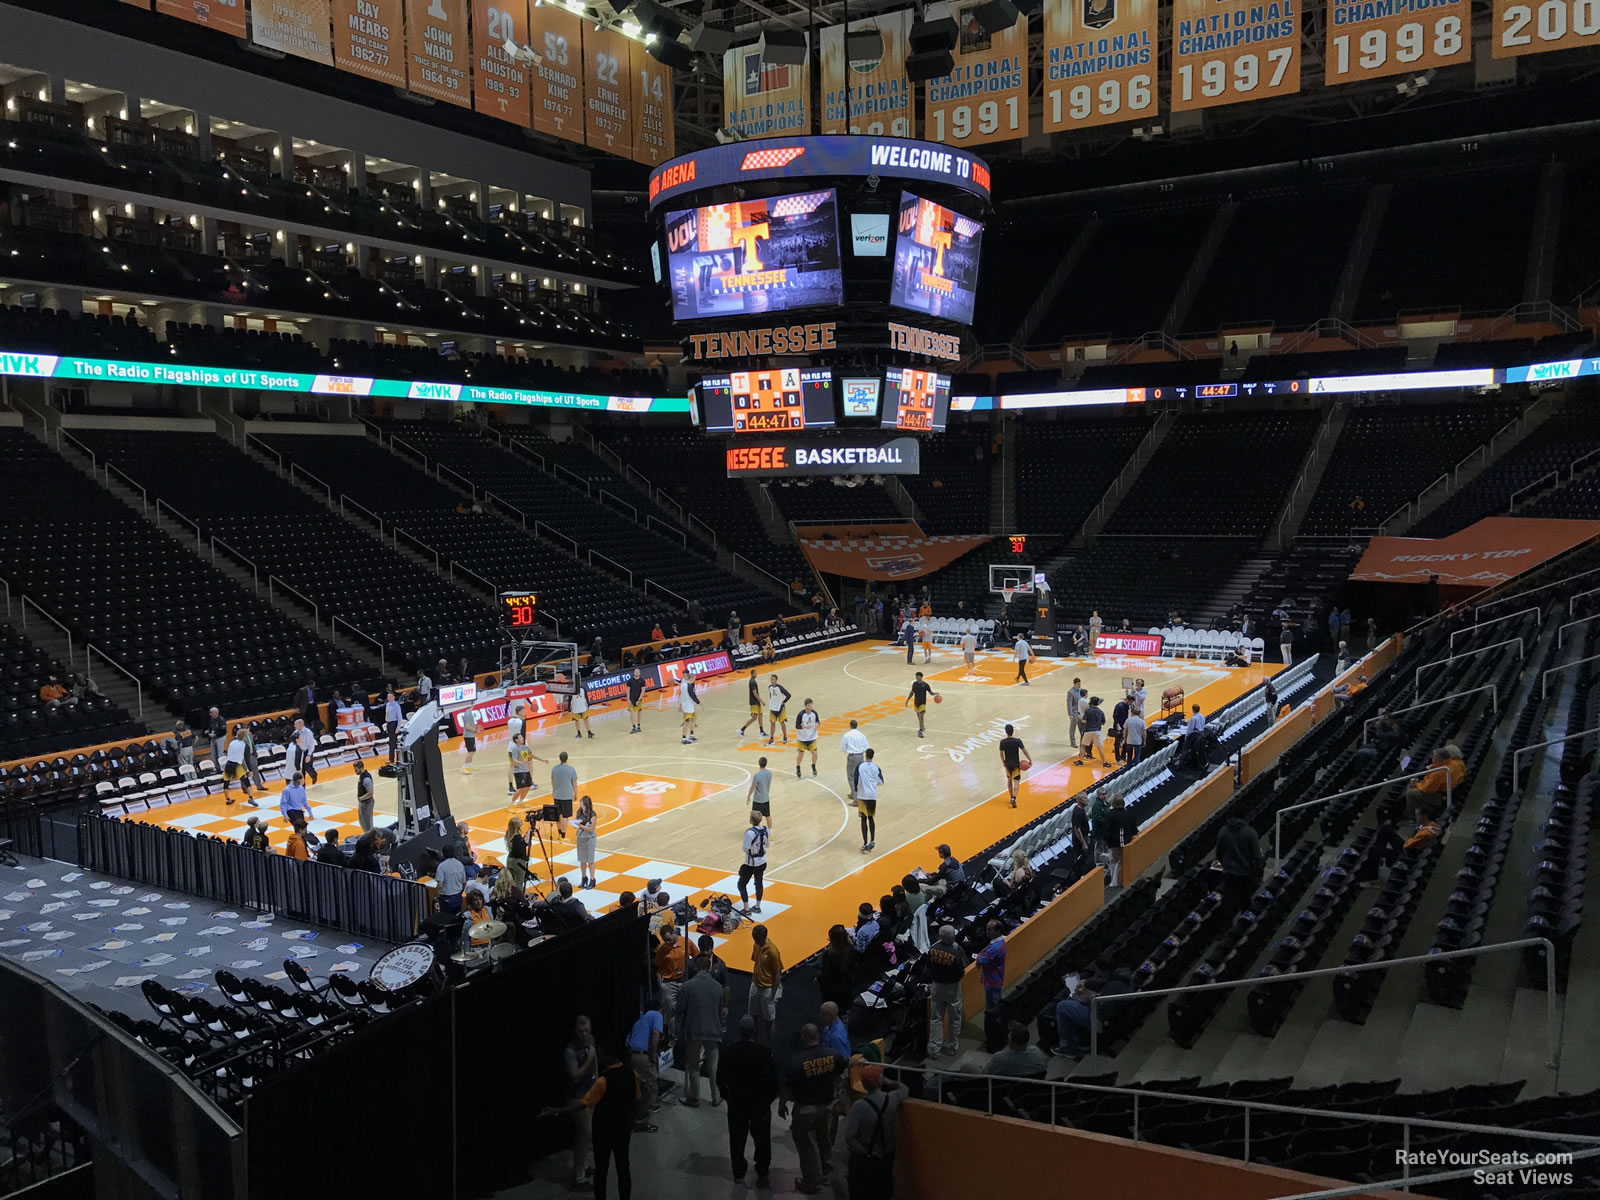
[623,780,676,795]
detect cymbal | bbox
[469,920,507,941]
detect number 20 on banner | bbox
[1493,0,1600,55]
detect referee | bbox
[840,720,869,805]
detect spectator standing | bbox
[174,721,195,770]
[1121,707,1146,764]
[654,925,686,1028]
[416,670,433,706]
[1065,677,1087,747]
[680,957,728,1107]
[779,1024,845,1195]
[625,999,664,1131]
[434,846,466,915]
[1088,610,1103,645]
[1279,620,1295,667]
[563,1016,598,1188]
[354,763,375,832]
[559,1042,639,1200]
[718,1015,778,1186]
[383,691,403,763]
[1106,795,1138,888]
[748,924,782,1044]
[976,920,1007,1012]
[292,679,318,730]
[817,925,859,1014]
[924,925,968,1058]
[845,1066,906,1200]
[1366,615,1379,651]
[205,707,227,769]
[1215,814,1264,917]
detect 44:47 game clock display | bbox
[500,590,539,629]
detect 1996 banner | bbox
[1043,0,1158,132]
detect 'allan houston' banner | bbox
[332,0,406,86]
[630,40,675,166]
[472,0,531,125]
[820,11,915,136]
[1350,517,1600,587]
[1043,0,1158,132]
[798,530,992,580]
[157,0,247,35]
[405,0,472,107]
[251,0,336,64]
[723,40,812,139]
[922,1,1029,148]
[1170,0,1301,111]
[1325,0,1470,83]
[528,1,587,144]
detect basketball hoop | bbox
[1001,587,1014,608]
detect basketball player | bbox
[961,628,978,674]
[854,747,884,852]
[459,704,479,773]
[997,723,1032,809]
[626,668,646,734]
[764,675,792,745]
[738,668,766,740]
[1014,633,1032,685]
[738,812,769,916]
[794,698,821,777]
[903,672,940,738]
[508,732,544,804]
[506,702,528,795]
[570,685,593,740]
[920,618,934,664]
[679,673,700,744]
[748,755,773,830]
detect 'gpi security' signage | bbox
[726,436,921,476]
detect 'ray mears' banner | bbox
[820,11,914,136]
[723,40,812,138]
[1042,0,1158,132]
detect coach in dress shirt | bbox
[279,773,312,825]
[840,721,870,803]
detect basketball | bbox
[934,694,943,704]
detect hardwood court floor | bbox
[131,642,1278,965]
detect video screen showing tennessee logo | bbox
[882,368,952,433]
[665,190,843,320]
[889,191,984,326]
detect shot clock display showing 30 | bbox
[500,590,539,630]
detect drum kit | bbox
[455,919,516,967]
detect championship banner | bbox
[1170,0,1300,112]
[630,41,674,166]
[1326,0,1469,82]
[472,0,531,124]
[1042,0,1157,132]
[799,531,991,580]
[1349,517,1600,587]
[1493,0,1599,56]
[332,0,405,85]
[584,25,634,157]
[922,1,1028,148]
[820,11,914,136]
[723,41,811,139]
[404,0,472,107]
[251,0,336,64]
[528,2,586,143]
[156,0,247,35]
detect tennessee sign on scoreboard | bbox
[922,0,1030,148]
[1043,0,1158,132]
[820,11,915,135]
[1170,0,1300,111]
[1326,0,1469,82]
[723,41,812,139]
[1493,0,1600,55]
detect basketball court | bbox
[131,636,1278,963]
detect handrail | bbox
[483,490,527,529]
[1089,937,1557,1065]
[1570,584,1600,617]
[103,461,149,516]
[19,595,75,666]
[56,427,98,472]
[646,515,686,546]
[1415,636,1524,694]
[267,574,321,633]
[509,438,546,470]
[289,462,332,500]
[644,578,687,607]
[600,488,638,522]
[1362,683,1498,744]
[588,549,633,585]
[688,513,718,548]
[655,488,686,522]
[1449,606,1540,649]
[209,536,260,594]
[392,526,440,570]
[536,521,578,555]
[155,498,204,550]
[388,434,428,471]
[1273,766,1451,870]
[0,576,9,618]
[555,463,591,496]
[330,615,385,677]
[1510,469,1559,512]
[339,494,384,536]
[1544,652,1600,700]
[448,561,498,596]
[1558,612,1600,648]
[85,643,143,717]
[734,551,792,592]
[1570,444,1600,480]
[1511,725,1600,800]
[244,431,283,475]
[626,463,653,496]
[1480,564,1600,618]
[437,461,476,499]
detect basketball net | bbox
[1002,587,1014,608]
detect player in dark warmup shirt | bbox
[626,668,646,734]
[739,669,767,740]
[903,673,940,738]
[998,723,1032,809]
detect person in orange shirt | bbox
[918,601,933,620]
[655,925,686,1026]
[1407,744,1465,823]
[463,891,493,947]
[38,677,68,706]
[285,816,312,861]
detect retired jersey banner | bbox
[1043,0,1158,132]
[820,12,914,136]
[405,0,472,107]
[156,0,247,35]
[1493,0,1600,56]
[1170,0,1300,111]
[583,25,634,156]
[1349,517,1600,587]
[723,42,811,139]
[251,0,336,63]
[332,0,405,85]
[922,1,1029,148]
[528,3,586,143]
[799,531,991,579]
[472,0,531,124]
[1326,0,1470,82]
[630,41,674,166]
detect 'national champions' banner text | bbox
[723,40,812,139]
[1170,0,1300,112]
[1043,0,1158,132]
[820,12,914,136]
[922,0,1029,147]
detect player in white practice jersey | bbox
[794,698,821,777]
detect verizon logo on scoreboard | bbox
[1094,632,1164,657]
